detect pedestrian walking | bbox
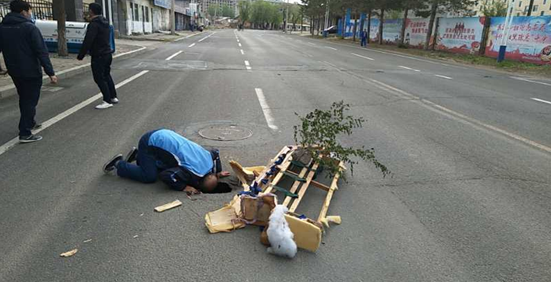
[361,30,368,47]
[0,0,57,143]
[77,3,117,110]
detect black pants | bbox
[11,76,42,137]
[91,53,117,103]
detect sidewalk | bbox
[0,39,150,100]
[120,30,202,42]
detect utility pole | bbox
[498,0,516,63]
[527,0,535,16]
[171,0,176,35]
[323,0,329,37]
[54,0,68,56]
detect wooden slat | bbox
[285,170,330,192]
[317,161,344,222]
[289,162,319,212]
[262,148,296,194]
[281,166,310,207]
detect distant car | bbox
[324,26,337,34]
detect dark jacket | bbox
[158,149,222,192]
[78,16,112,59]
[0,13,55,78]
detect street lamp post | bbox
[497,0,516,63]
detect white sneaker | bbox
[111,98,119,104]
[95,101,113,109]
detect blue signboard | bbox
[154,0,171,9]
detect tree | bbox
[398,0,427,45]
[222,4,235,18]
[373,0,402,44]
[238,1,251,24]
[423,0,474,50]
[208,5,218,18]
[481,0,507,17]
[54,0,68,56]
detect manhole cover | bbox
[198,125,253,141]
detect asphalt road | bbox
[1,29,550,282]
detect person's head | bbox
[10,0,32,19]
[86,3,102,21]
[201,173,219,192]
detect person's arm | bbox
[29,26,56,81]
[77,22,98,60]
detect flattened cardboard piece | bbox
[205,195,246,233]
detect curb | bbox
[121,32,200,42]
[0,46,148,100]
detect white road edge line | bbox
[325,46,338,50]
[399,66,421,72]
[165,50,183,61]
[245,60,251,70]
[188,43,196,48]
[363,77,551,154]
[255,88,278,131]
[240,49,244,55]
[351,53,374,61]
[174,32,200,42]
[0,70,150,156]
[511,76,551,87]
[435,74,453,80]
[238,43,242,47]
[531,98,551,105]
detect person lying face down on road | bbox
[103,129,231,194]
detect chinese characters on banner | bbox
[486,16,551,64]
[437,17,485,54]
[404,18,432,48]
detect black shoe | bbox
[125,147,138,163]
[103,154,123,173]
[32,123,42,130]
[19,135,43,143]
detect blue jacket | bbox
[0,13,55,78]
[149,129,214,177]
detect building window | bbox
[541,11,545,15]
[533,5,538,11]
[519,1,522,7]
[134,4,140,21]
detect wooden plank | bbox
[154,200,182,212]
[317,162,344,222]
[281,166,310,207]
[285,170,330,192]
[289,162,319,212]
[262,148,296,194]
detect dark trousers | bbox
[12,76,42,137]
[91,53,117,103]
[361,37,367,47]
[116,131,158,183]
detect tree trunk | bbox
[367,10,372,44]
[55,0,68,56]
[527,0,535,16]
[341,11,346,39]
[378,9,384,45]
[352,11,358,42]
[400,8,409,45]
[424,2,437,51]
